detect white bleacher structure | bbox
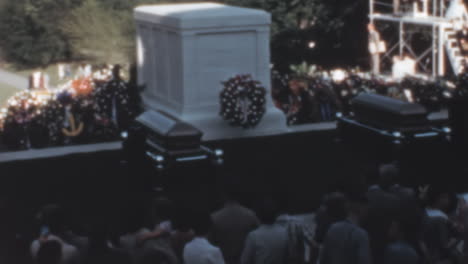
[370,0,468,77]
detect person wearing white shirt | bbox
[368,23,384,75]
[31,234,80,264]
[183,212,225,264]
[422,189,458,263]
[446,0,467,31]
[240,198,288,264]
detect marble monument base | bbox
[142,97,287,141]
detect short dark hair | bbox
[378,163,399,189]
[37,240,62,264]
[191,211,213,236]
[172,207,192,232]
[325,192,347,219]
[427,187,449,207]
[153,197,173,222]
[38,204,66,234]
[112,65,121,79]
[346,192,368,215]
[255,197,278,225]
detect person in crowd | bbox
[36,240,63,264]
[369,163,414,196]
[31,205,83,264]
[314,81,340,122]
[170,208,195,262]
[136,197,174,246]
[453,194,468,262]
[373,164,424,263]
[271,71,290,110]
[211,186,260,264]
[314,192,347,244]
[274,195,315,264]
[35,205,89,254]
[58,63,66,81]
[368,23,383,75]
[84,218,132,264]
[31,230,81,264]
[320,193,371,264]
[240,197,288,264]
[136,197,179,264]
[64,64,72,79]
[394,0,400,14]
[285,78,318,125]
[29,70,50,91]
[366,163,415,263]
[117,198,155,255]
[383,213,420,264]
[422,188,463,263]
[183,211,225,264]
[336,75,360,115]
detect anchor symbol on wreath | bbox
[62,113,84,137]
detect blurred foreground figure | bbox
[320,194,371,264]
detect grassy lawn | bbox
[0,82,21,107]
[8,64,61,87]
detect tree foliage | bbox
[0,0,369,70]
[0,0,82,67]
[224,0,369,72]
[61,0,135,64]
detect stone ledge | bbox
[0,141,122,163]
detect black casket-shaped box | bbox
[136,110,203,152]
[131,110,223,170]
[337,93,450,164]
[351,93,429,131]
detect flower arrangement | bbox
[219,75,267,128]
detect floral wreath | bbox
[219,74,267,128]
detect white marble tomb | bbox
[134,2,287,140]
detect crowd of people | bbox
[19,163,468,264]
[0,64,140,150]
[272,70,455,125]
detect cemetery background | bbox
[0,0,370,149]
[1,2,468,264]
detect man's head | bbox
[387,207,415,242]
[255,197,279,225]
[427,188,451,212]
[36,240,62,264]
[288,79,304,96]
[112,64,121,80]
[347,193,369,225]
[192,211,213,237]
[325,192,347,220]
[153,197,173,223]
[378,163,399,190]
[368,23,376,32]
[37,204,67,235]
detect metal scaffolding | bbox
[369,0,452,77]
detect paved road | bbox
[0,68,27,89]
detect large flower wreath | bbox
[219,74,266,128]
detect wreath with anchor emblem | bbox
[62,113,84,137]
[219,74,267,128]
